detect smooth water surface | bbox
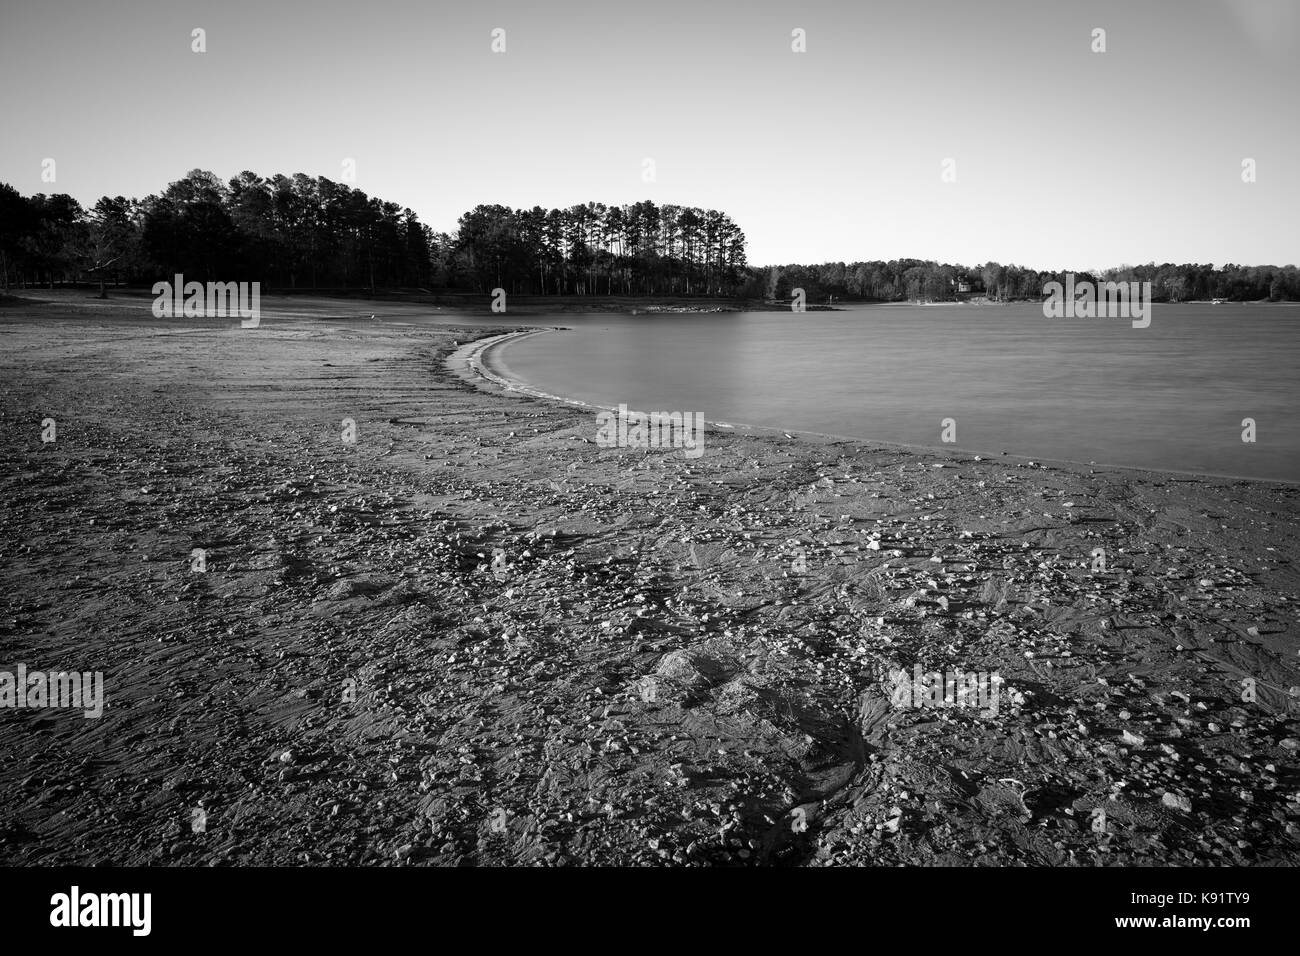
[490,303,1300,481]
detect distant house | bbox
[951,275,984,301]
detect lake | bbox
[486,302,1300,482]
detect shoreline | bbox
[457,327,1298,488]
[8,288,1297,319]
[1,306,1297,867]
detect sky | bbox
[0,0,1296,269]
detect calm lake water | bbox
[488,303,1300,482]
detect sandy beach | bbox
[2,294,1298,866]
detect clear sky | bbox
[1,0,1295,269]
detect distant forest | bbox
[2,170,1297,303]
[763,259,1300,304]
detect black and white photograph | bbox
[0,0,1296,938]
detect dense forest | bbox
[453,201,747,296]
[1,170,1297,302]
[0,170,438,293]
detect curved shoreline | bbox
[5,309,1296,868]
[447,327,1294,486]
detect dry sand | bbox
[1,293,1298,866]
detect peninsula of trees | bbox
[1,170,1296,303]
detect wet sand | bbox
[1,295,1298,865]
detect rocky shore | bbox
[1,298,1297,866]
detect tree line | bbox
[0,172,747,298]
[1,171,1295,302]
[759,260,1300,303]
[0,170,439,294]
[452,201,747,296]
